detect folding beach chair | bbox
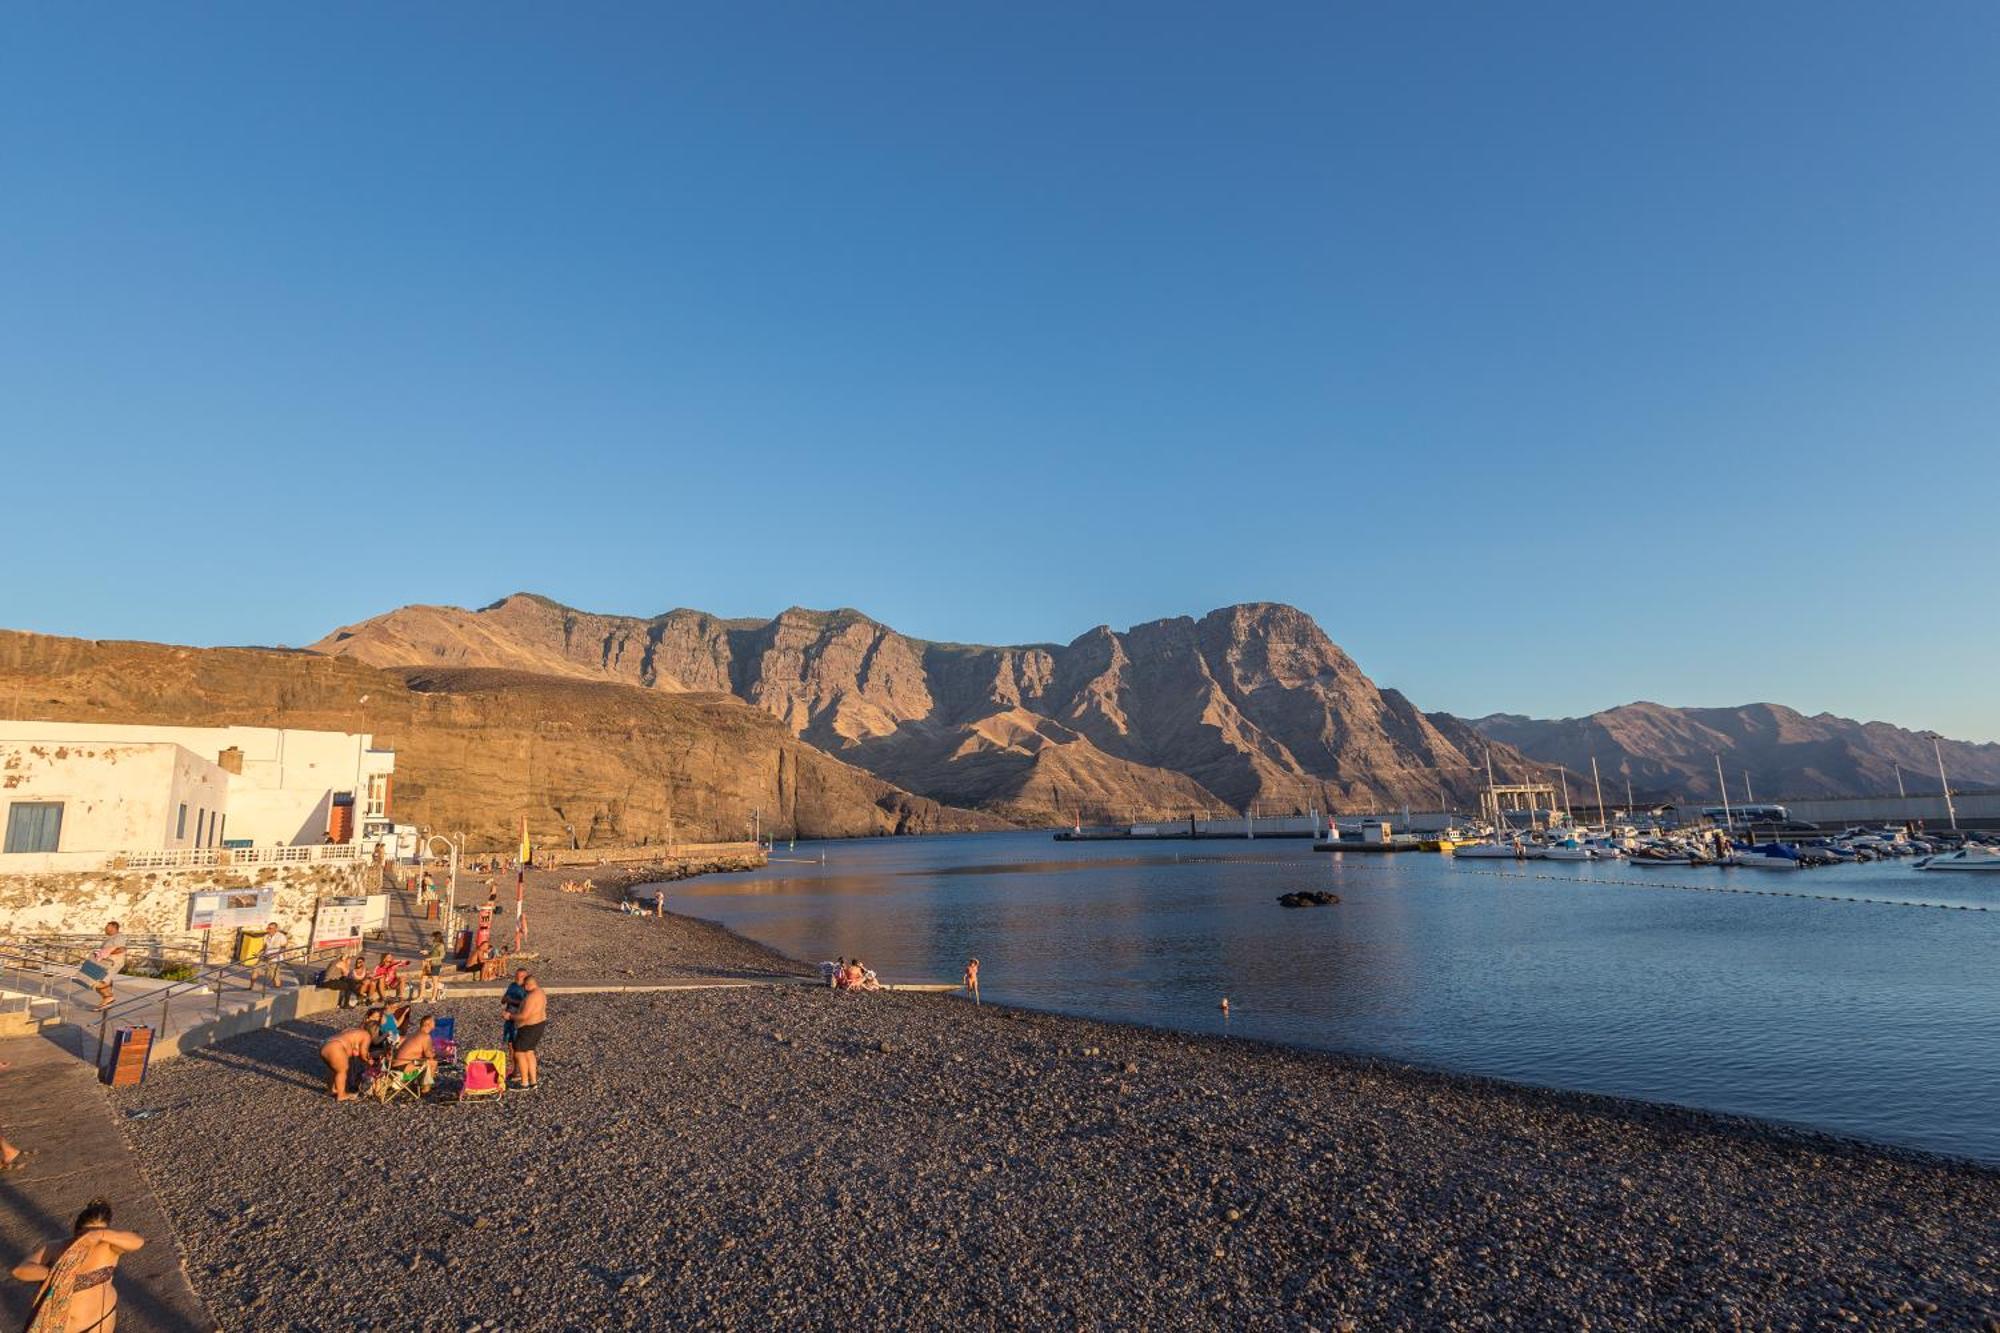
[459,1049,507,1101]
[373,1064,428,1106]
[431,1015,459,1068]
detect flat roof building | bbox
[0,722,394,870]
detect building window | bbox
[4,803,64,854]
[177,803,188,840]
[196,810,206,846]
[365,773,389,819]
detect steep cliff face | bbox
[1469,702,2000,802]
[0,631,1004,850]
[316,596,1529,819]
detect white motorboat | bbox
[1455,837,1542,860]
[1734,842,1803,870]
[1914,845,2000,872]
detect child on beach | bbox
[963,958,980,1005]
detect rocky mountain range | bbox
[0,631,1005,850]
[1470,703,2000,805]
[314,594,1532,823]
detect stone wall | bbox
[0,859,377,941]
[535,841,766,870]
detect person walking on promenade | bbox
[510,973,547,1089]
[12,1196,146,1333]
[77,922,126,1012]
[319,1014,379,1101]
[963,957,980,1006]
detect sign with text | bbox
[312,897,369,950]
[188,888,276,932]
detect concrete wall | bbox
[2,741,232,862]
[0,722,393,847]
[1782,791,2000,830]
[0,858,375,941]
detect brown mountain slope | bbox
[0,631,1004,849]
[317,595,1542,819]
[1469,702,2000,804]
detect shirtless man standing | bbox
[510,974,547,1089]
[318,1015,378,1101]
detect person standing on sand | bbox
[963,957,980,1005]
[13,1196,146,1333]
[318,1015,378,1101]
[510,973,547,1089]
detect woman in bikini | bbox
[12,1196,146,1332]
[318,1015,379,1101]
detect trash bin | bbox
[233,928,267,966]
[103,1025,154,1087]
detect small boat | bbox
[1629,846,1694,867]
[1914,845,2000,872]
[1735,842,1803,870]
[1455,839,1529,859]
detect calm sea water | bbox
[670,831,2000,1163]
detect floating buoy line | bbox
[1322,858,1992,913]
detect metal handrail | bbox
[87,939,331,1066]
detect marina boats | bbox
[1914,845,2000,872]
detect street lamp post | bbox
[1926,733,1958,831]
[424,833,462,939]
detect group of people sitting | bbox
[319,932,450,1008]
[316,1005,441,1101]
[819,956,882,991]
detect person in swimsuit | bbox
[963,957,980,1005]
[392,1016,439,1091]
[318,1015,379,1101]
[510,973,547,1089]
[12,1196,145,1333]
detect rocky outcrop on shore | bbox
[113,923,1999,1329]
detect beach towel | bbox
[23,1234,95,1333]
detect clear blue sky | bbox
[4,4,1997,739]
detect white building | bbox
[0,722,395,870]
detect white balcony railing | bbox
[108,844,366,871]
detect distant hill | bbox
[0,631,1004,850]
[314,594,1545,822]
[1467,702,2000,804]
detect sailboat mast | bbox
[1591,756,1606,826]
[1715,753,1733,828]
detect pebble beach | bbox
[106,874,2000,1331]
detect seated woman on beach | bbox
[12,1195,146,1333]
[857,962,882,992]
